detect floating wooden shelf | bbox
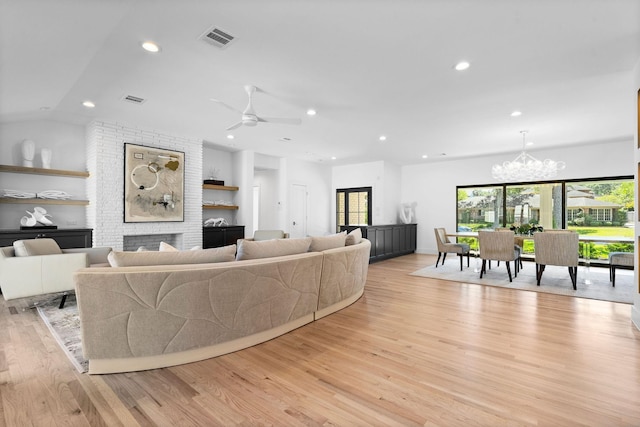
[202,184,239,191]
[203,205,239,210]
[0,164,89,178]
[0,198,89,206]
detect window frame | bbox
[456,175,633,231]
[336,186,372,229]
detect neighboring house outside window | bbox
[336,187,372,230]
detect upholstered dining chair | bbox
[533,230,579,290]
[434,228,470,271]
[608,252,634,287]
[496,227,523,270]
[478,230,519,282]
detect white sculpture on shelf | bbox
[20,206,54,227]
[41,148,52,169]
[21,139,35,167]
[204,217,228,227]
[399,202,417,224]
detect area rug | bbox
[36,294,88,373]
[410,260,634,304]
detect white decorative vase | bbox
[41,148,52,169]
[21,139,35,167]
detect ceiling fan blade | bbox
[258,117,302,125]
[226,121,244,131]
[210,98,243,115]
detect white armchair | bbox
[0,239,111,307]
[250,230,290,241]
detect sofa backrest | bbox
[236,237,312,260]
[108,244,236,267]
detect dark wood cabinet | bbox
[340,223,417,262]
[203,226,245,249]
[0,228,93,249]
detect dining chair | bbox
[496,227,523,269]
[434,228,470,271]
[478,230,519,282]
[533,230,579,290]
[608,252,634,287]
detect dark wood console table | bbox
[0,228,93,249]
[340,223,417,262]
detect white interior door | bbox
[290,184,307,238]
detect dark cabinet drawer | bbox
[203,226,245,249]
[0,228,93,249]
[340,224,417,263]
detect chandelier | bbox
[491,131,566,182]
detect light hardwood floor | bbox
[1,253,640,426]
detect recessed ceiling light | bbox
[526,141,534,146]
[379,135,387,141]
[82,101,95,108]
[142,41,160,53]
[422,154,428,159]
[226,134,234,139]
[331,156,337,160]
[511,111,522,117]
[454,61,470,71]
[306,109,316,116]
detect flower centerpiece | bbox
[509,222,543,236]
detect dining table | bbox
[447,230,634,283]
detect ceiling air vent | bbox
[200,26,235,49]
[122,94,146,104]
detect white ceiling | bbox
[1,0,639,166]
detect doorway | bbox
[290,184,307,238]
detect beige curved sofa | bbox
[74,238,370,374]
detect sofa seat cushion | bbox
[236,237,312,261]
[13,238,63,257]
[108,245,236,267]
[309,232,347,252]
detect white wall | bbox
[232,150,255,235]
[0,120,87,229]
[254,169,279,229]
[288,159,332,236]
[384,162,402,224]
[86,121,202,250]
[401,139,635,255]
[631,57,640,331]
[331,160,402,232]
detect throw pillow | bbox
[13,238,63,257]
[108,245,237,267]
[159,241,179,251]
[309,231,347,252]
[236,237,312,261]
[345,228,363,246]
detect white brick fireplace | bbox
[86,121,203,250]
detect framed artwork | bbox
[124,143,185,222]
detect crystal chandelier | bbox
[491,131,566,182]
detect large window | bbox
[457,176,634,260]
[337,187,372,229]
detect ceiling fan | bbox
[210,85,302,131]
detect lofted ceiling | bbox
[1,0,639,166]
